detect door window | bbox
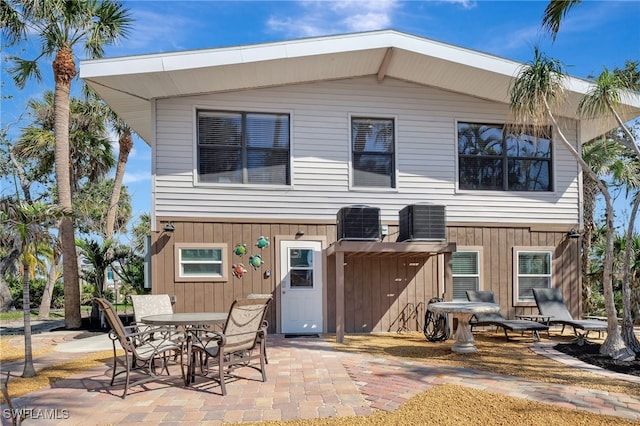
[289,248,313,288]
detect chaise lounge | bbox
[532,288,607,343]
[466,290,549,341]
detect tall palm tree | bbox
[15,91,115,192]
[1,0,132,328]
[509,48,632,359]
[0,198,64,377]
[105,116,134,240]
[579,68,640,353]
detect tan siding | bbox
[152,218,581,333]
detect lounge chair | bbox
[532,288,607,342]
[94,298,182,399]
[466,290,549,341]
[186,297,271,395]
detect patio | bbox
[1,327,640,425]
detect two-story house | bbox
[81,30,640,341]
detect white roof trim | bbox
[80,29,640,145]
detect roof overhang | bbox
[80,30,640,145]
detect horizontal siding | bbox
[154,76,580,224]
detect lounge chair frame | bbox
[466,290,549,341]
[532,288,607,344]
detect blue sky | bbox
[1,0,639,233]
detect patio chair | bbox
[186,297,271,395]
[94,298,182,399]
[247,293,273,363]
[130,294,174,331]
[532,288,607,342]
[131,294,182,359]
[466,290,549,341]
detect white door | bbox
[280,240,323,334]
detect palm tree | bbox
[579,68,640,353]
[1,1,132,328]
[15,91,115,194]
[105,116,134,240]
[0,198,64,377]
[509,48,633,359]
[542,0,582,41]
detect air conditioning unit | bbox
[336,205,381,241]
[398,204,446,242]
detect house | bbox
[80,30,640,342]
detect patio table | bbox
[141,312,228,385]
[427,301,500,354]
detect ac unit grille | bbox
[337,206,381,241]
[398,204,446,241]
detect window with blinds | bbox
[351,117,395,188]
[515,251,551,302]
[197,110,290,185]
[451,251,480,301]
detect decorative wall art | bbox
[249,254,264,270]
[232,263,248,278]
[255,236,270,249]
[233,243,248,257]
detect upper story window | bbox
[457,122,552,191]
[197,110,290,185]
[351,117,395,188]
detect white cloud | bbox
[439,0,476,10]
[123,171,151,184]
[267,0,400,37]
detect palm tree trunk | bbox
[53,46,81,329]
[105,129,132,239]
[21,267,35,378]
[621,195,640,352]
[38,249,61,319]
[542,99,631,359]
[581,172,599,313]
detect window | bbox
[197,110,290,185]
[451,250,480,301]
[351,117,395,188]
[289,248,314,288]
[458,122,552,191]
[175,243,228,282]
[514,250,552,303]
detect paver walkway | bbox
[1,328,639,425]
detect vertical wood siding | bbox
[153,218,580,334]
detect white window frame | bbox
[194,109,291,187]
[513,247,553,306]
[451,247,482,301]
[174,243,228,282]
[348,114,398,191]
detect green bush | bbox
[8,276,64,309]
